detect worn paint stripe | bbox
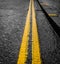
[32,0,42,64]
[17,0,31,64]
[48,13,58,17]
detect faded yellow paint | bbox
[17,0,31,64]
[48,14,58,17]
[41,2,49,6]
[32,0,42,64]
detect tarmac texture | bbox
[0,0,60,64]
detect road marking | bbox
[17,0,31,64]
[41,2,49,6]
[48,13,58,17]
[32,0,42,64]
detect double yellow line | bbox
[17,0,42,64]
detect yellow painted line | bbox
[32,0,42,64]
[48,14,58,17]
[17,0,31,64]
[41,2,49,6]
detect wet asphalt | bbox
[0,0,60,64]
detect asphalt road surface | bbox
[35,0,60,63]
[0,0,29,64]
[0,0,60,64]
